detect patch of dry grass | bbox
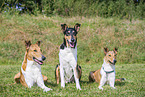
[0,14,145,65]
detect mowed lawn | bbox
[0,63,144,96]
[0,14,145,96]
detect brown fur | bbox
[14,41,48,87]
[55,64,82,84]
[89,48,124,84]
[55,23,81,84]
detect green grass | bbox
[0,14,145,96]
[0,14,145,65]
[0,64,145,96]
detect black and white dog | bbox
[55,23,82,90]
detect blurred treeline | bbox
[0,0,145,18]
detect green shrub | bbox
[1,0,145,19]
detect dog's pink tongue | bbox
[35,59,43,65]
[38,61,43,65]
[70,42,74,47]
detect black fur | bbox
[60,38,66,50]
[60,28,78,49]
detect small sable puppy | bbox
[89,48,125,90]
[55,23,82,90]
[14,41,52,92]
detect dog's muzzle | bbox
[33,55,46,65]
[67,39,76,48]
[109,59,117,65]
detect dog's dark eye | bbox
[109,55,111,57]
[34,50,37,52]
[66,32,70,35]
[73,32,77,36]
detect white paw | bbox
[77,86,82,90]
[111,87,116,89]
[98,86,103,90]
[76,85,81,90]
[61,84,65,88]
[43,87,52,92]
[27,84,32,88]
[61,82,65,88]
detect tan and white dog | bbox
[55,23,82,90]
[89,47,125,90]
[14,41,52,92]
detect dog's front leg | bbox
[60,65,65,88]
[98,70,107,90]
[25,77,34,88]
[37,74,52,92]
[74,66,81,90]
[108,72,116,89]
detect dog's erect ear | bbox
[74,23,81,32]
[113,47,118,55]
[36,41,41,47]
[104,47,109,55]
[25,40,31,50]
[61,24,68,32]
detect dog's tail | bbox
[89,71,95,82]
[115,78,126,82]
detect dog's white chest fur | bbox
[59,47,77,82]
[21,59,43,87]
[99,60,116,90]
[59,47,77,62]
[102,59,115,72]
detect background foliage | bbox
[0,0,145,19]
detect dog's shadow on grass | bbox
[45,81,57,87]
[44,80,126,87]
[80,80,126,87]
[80,80,95,84]
[115,81,126,86]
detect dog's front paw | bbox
[98,86,103,90]
[111,87,116,89]
[76,85,81,90]
[61,83,65,88]
[43,87,52,92]
[77,87,82,90]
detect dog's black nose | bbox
[71,38,75,42]
[114,59,117,63]
[42,55,46,61]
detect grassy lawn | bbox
[0,63,144,96]
[0,14,145,96]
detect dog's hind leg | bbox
[115,78,125,82]
[42,75,48,82]
[89,71,95,82]
[55,64,60,84]
[77,65,82,81]
[14,72,20,83]
[74,65,81,90]
[70,65,82,83]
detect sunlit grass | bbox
[0,14,145,96]
[0,64,144,96]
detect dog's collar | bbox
[102,67,114,74]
